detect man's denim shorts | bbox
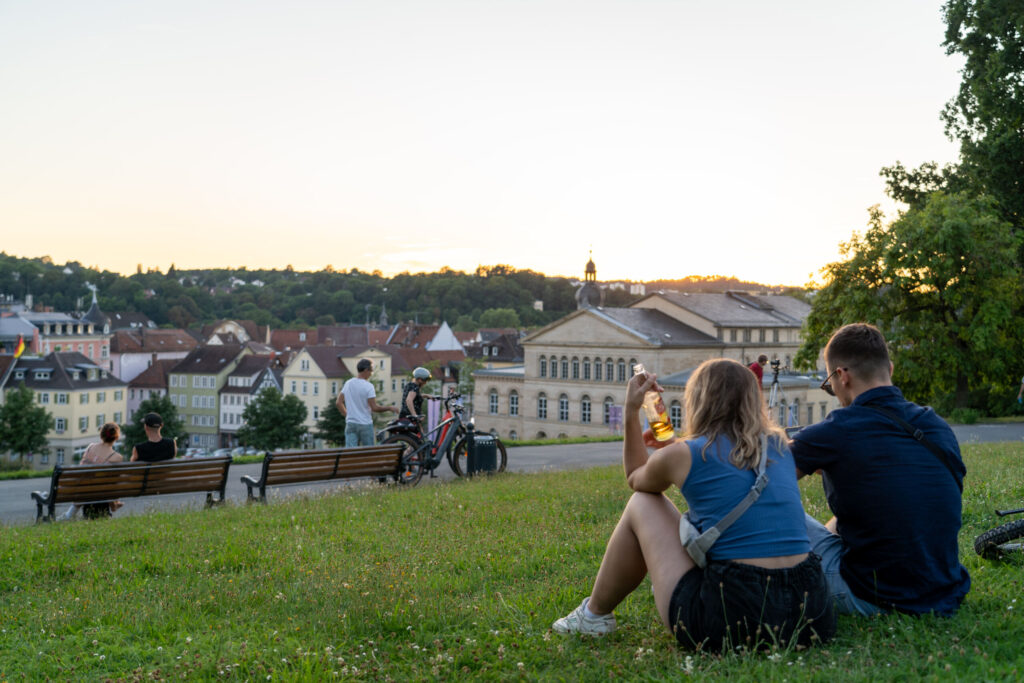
[804,513,887,617]
[345,422,375,447]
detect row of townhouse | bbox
[471,290,839,441]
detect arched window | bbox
[594,359,603,381]
[605,359,614,382]
[539,357,547,378]
[777,399,787,426]
[571,357,580,380]
[538,393,548,419]
[581,395,592,424]
[509,391,519,417]
[629,359,638,376]
[670,400,682,430]
[549,355,559,379]
[509,430,518,441]
[561,356,569,379]
[604,397,614,425]
[583,357,591,381]
[537,431,547,439]
[558,394,569,421]
[617,359,627,383]
[489,389,499,415]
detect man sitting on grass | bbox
[790,323,970,616]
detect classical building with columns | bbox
[472,261,835,441]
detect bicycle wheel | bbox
[383,434,425,486]
[449,436,508,477]
[974,518,1024,558]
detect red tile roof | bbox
[129,359,180,389]
[110,328,199,354]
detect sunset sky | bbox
[0,1,962,286]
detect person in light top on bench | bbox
[60,422,124,520]
[130,412,177,462]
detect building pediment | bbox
[526,310,653,347]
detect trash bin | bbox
[467,434,497,475]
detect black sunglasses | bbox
[820,367,848,397]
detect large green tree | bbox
[313,398,346,446]
[796,192,1023,409]
[881,2,1023,229]
[941,0,1024,229]
[237,387,308,451]
[0,383,53,467]
[121,394,187,456]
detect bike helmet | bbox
[413,367,431,380]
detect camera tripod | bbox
[766,362,788,424]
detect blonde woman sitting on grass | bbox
[552,358,835,651]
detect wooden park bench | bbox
[31,456,233,523]
[241,444,406,502]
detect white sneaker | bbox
[552,597,617,635]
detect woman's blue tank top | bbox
[681,434,810,561]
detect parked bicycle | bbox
[376,393,508,485]
[974,505,1024,559]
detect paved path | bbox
[2,423,1022,527]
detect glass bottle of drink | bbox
[632,364,675,442]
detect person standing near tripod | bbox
[748,355,768,384]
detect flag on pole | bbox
[14,335,26,358]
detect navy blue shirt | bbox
[791,386,970,615]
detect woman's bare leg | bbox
[587,492,694,627]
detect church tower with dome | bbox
[575,252,605,310]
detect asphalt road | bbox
[2,422,1021,527]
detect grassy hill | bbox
[1,443,1022,680]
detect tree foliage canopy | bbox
[796,193,1022,408]
[0,383,53,465]
[237,387,308,451]
[941,0,1024,229]
[881,1,1023,230]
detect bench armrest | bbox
[240,474,265,502]
[31,490,53,523]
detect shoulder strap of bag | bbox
[858,404,963,493]
[687,434,771,558]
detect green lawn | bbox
[1,443,1022,680]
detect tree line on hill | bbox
[0,255,782,332]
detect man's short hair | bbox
[142,412,163,428]
[825,323,891,380]
[757,354,768,364]
[356,358,373,373]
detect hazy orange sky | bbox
[0,1,961,286]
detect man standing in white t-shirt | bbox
[338,358,397,446]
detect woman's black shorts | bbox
[668,553,836,652]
